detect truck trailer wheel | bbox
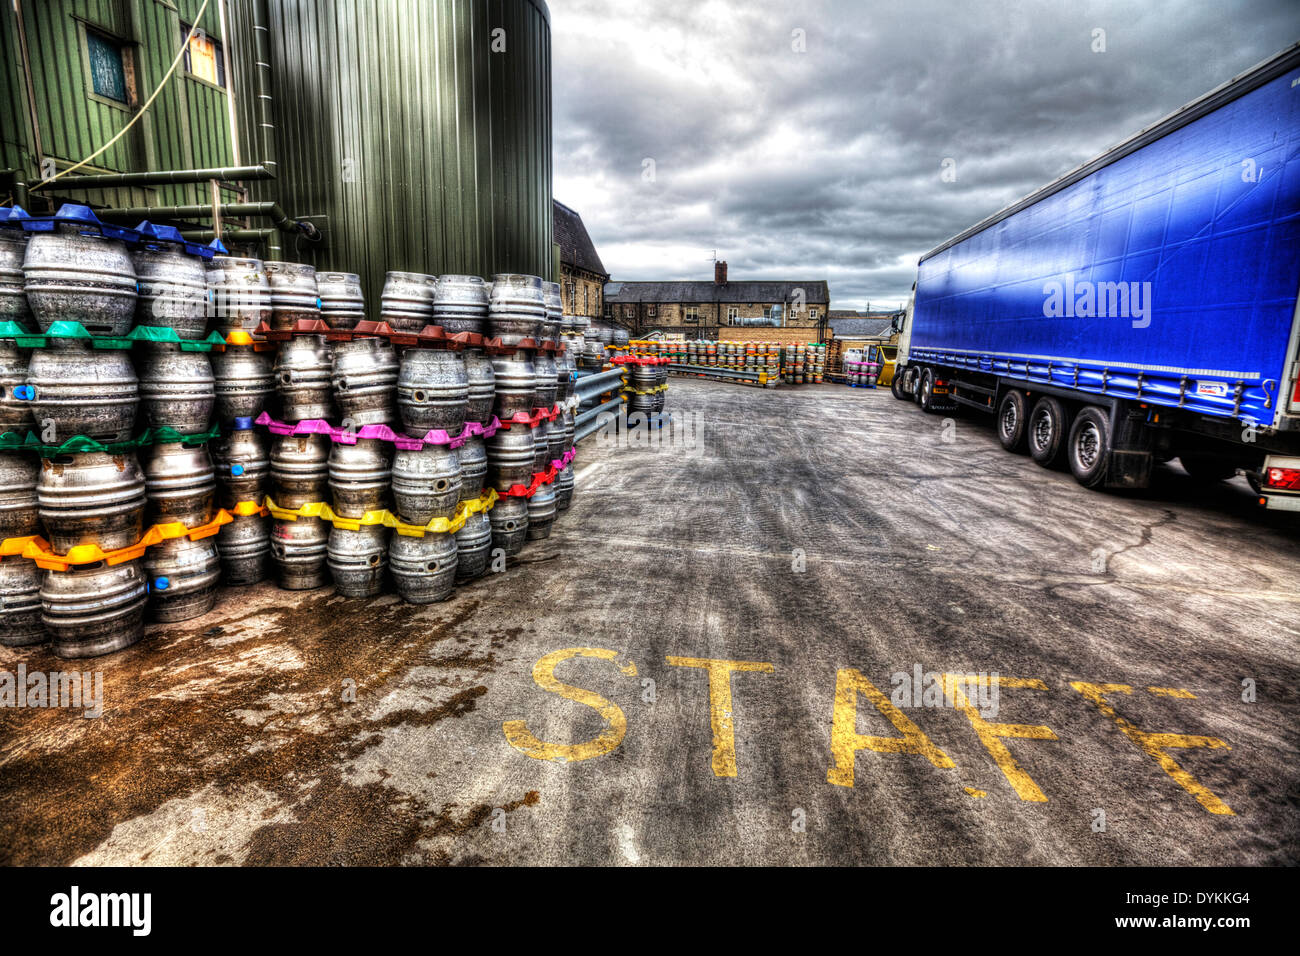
[891,368,910,401]
[996,390,1029,453]
[1067,406,1111,488]
[918,368,938,412]
[1028,396,1070,468]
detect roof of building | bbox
[829,317,894,337]
[604,279,829,305]
[553,200,607,278]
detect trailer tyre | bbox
[996,390,1029,453]
[1067,406,1111,488]
[918,368,938,413]
[891,368,909,401]
[1028,396,1070,468]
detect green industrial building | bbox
[1,0,554,303]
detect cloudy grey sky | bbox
[550,0,1300,311]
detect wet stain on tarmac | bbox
[0,588,515,865]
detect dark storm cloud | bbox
[551,0,1300,309]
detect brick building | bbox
[603,261,830,339]
[553,200,609,321]
[827,310,898,340]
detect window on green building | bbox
[87,29,129,103]
[181,23,225,87]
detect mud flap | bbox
[1106,408,1153,488]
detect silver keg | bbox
[327,525,388,598]
[380,271,436,332]
[391,444,461,525]
[132,236,209,339]
[145,535,221,622]
[0,450,39,540]
[397,348,468,438]
[488,274,545,346]
[432,274,489,335]
[488,495,528,557]
[206,256,272,334]
[274,334,334,422]
[453,510,492,581]
[37,451,147,554]
[25,348,138,443]
[270,516,330,590]
[265,261,320,329]
[22,221,137,336]
[332,336,398,426]
[489,349,536,420]
[142,441,217,529]
[327,438,392,518]
[212,425,269,508]
[211,345,274,424]
[136,344,215,434]
[217,513,270,586]
[526,483,557,540]
[317,271,365,330]
[0,555,45,647]
[41,557,148,658]
[389,531,457,604]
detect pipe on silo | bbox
[251,0,281,259]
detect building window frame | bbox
[727,306,738,324]
[647,304,656,318]
[684,307,700,323]
[180,21,227,90]
[79,22,137,111]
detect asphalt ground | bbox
[2,376,1297,865]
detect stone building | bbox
[553,200,609,321]
[603,261,830,339]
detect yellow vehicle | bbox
[869,344,898,386]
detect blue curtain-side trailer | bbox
[893,44,1300,509]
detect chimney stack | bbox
[714,260,728,285]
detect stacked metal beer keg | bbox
[0,211,43,651]
[0,207,234,656]
[208,254,275,589]
[1,203,582,655]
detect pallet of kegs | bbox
[843,360,881,387]
[778,341,829,384]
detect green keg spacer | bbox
[0,421,221,456]
[0,321,227,351]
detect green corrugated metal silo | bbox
[225,0,553,307]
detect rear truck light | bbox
[1265,467,1300,491]
[1293,379,1300,405]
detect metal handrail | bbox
[573,367,626,402]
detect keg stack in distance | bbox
[0,204,584,659]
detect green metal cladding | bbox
[226,0,554,303]
[4,0,555,307]
[1,0,235,210]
